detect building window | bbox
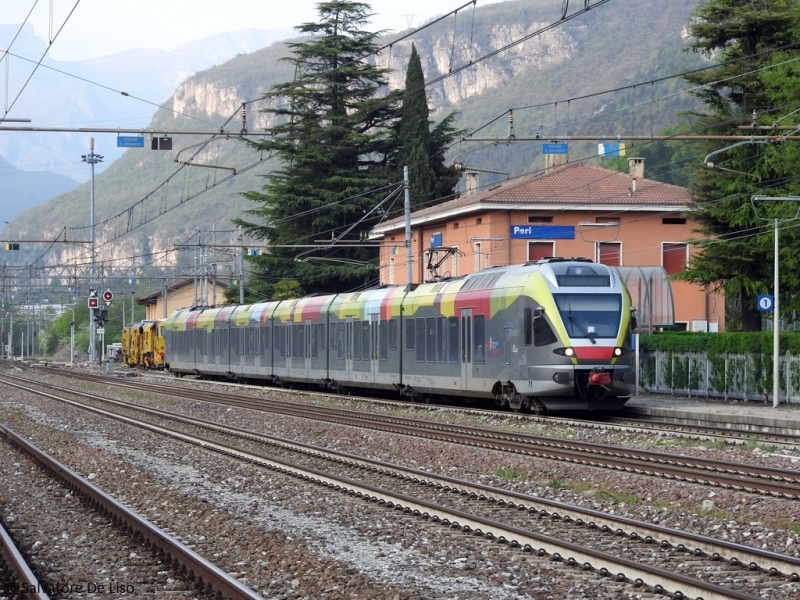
[598,242,621,266]
[476,217,482,225]
[528,241,554,262]
[662,242,687,275]
[528,215,553,223]
[453,222,459,229]
[662,217,686,225]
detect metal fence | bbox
[639,351,800,405]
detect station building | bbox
[136,278,228,321]
[369,158,724,332]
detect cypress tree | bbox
[396,44,463,212]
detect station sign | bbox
[117,136,145,148]
[757,295,774,312]
[510,225,575,239]
[542,143,568,154]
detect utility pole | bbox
[238,226,244,304]
[403,166,413,285]
[82,138,103,363]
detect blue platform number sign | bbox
[757,295,774,312]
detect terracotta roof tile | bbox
[373,163,690,233]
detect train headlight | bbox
[613,347,628,357]
[553,347,575,357]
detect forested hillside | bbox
[7,0,703,273]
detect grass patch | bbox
[547,478,568,489]
[774,519,800,533]
[652,498,670,509]
[743,436,760,451]
[652,437,690,448]
[598,489,638,504]
[496,467,525,479]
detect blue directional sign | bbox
[757,295,774,312]
[117,136,145,148]
[542,143,568,154]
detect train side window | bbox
[310,324,318,359]
[336,323,345,359]
[415,319,426,361]
[388,318,398,350]
[474,315,486,363]
[406,319,415,351]
[277,325,286,358]
[261,326,270,357]
[379,321,388,360]
[292,323,305,358]
[533,316,558,346]
[318,323,326,349]
[524,308,532,346]
[329,323,337,349]
[437,317,447,362]
[353,320,361,361]
[426,317,436,362]
[361,321,370,361]
[448,317,459,362]
[230,328,239,358]
[246,327,254,358]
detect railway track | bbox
[2,374,800,599]
[28,369,800,499]
[0,518,49,600]
[0,421,265,600]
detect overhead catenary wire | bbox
[12,0,800,288]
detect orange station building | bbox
[370,158,725,332]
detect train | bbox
[138,258,637,413]
[121,320,166,369]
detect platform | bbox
[624,396,800,436]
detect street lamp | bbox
[750,195,800,408]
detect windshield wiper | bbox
[568,306,596,344]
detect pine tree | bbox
[235,1,402,296]
[672,0,800,331]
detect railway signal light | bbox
[103,290,113,305]
[88,297,99,309]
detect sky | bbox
[1,0,505,61]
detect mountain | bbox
[3,0,705,279]
[0,23,292,183]
[0,155,78,224]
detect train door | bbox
[369,313,379,382]
[460,308,473,391]
[345,316,355,382]
[303,320,312,378]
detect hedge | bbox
[638,331,800,355]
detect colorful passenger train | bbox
[148,258,637,413]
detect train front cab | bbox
[509,261,636,413]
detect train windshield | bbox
[553,293,621,340]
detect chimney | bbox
[628,157,645,179]
[545,140,567,173]
[465,171,480,196]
